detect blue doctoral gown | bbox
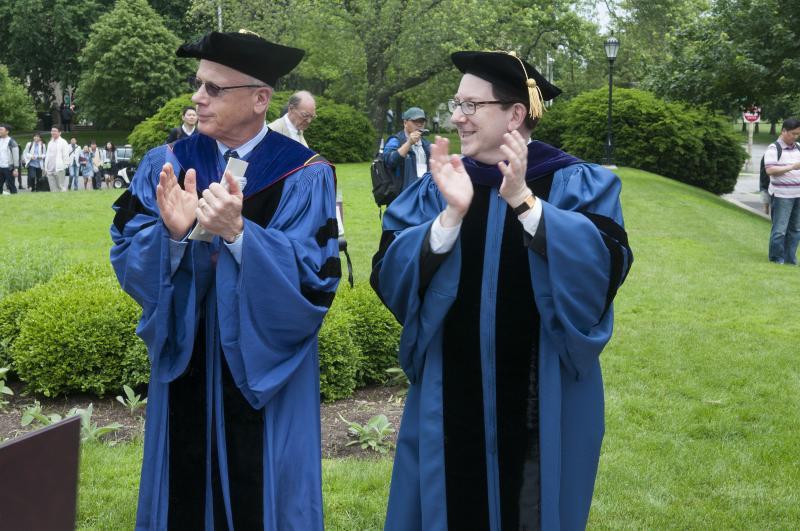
[373,143,632,531]
[110,131,340,530]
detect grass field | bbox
[3,163,800,528]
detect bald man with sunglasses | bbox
[110,31,340,530]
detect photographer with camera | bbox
[383,106,431,191]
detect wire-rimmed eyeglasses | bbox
[447,99,515,115]
[188,75,268,98]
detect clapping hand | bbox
[195,171,244,243]
[429,136,473,227]
[156,163,198,240]
[498,131,532,208]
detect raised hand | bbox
[195,171,244,243]
[429,136,473,226]
[156,163,198,240]
[498,131,532,208]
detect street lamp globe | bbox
[604,33,620,62]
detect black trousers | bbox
[28,166,43,191]
[0,167,17,194]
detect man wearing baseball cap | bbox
[372,50,633,530]
[111,30,340,530]
[384,106,432,191]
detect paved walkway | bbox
[721,142,770,219]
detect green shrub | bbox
[318,302,361,402]
[0,241,68,300]
[336,283,400,386]
[0,284,52,370]
[128,93,193,158]
[10,263,149,396]
[266,91,375,163]
[536,88,746,195]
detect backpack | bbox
[760,142,782,192]
[371,137,403,207]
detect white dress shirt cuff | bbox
[519,196,543,236]
[223,230,244,265]
[429,214,462,254]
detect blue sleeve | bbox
[383,136,404,171]
[110,147,213,382]
[372,175,452,382]
[535,163,633,379]
[215,163,341,408]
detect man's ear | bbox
[507,102,527,132]
[254,86,273,115]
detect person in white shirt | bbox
[44,127,70,192]
[0,124,20,194]
[267,90,316,147]
[67,137,82,190]
[23,133,47,191]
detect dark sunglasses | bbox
[188,75,267,98]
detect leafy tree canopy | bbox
[0,65,38,132]
[77,0,193,129]
[2,0,102,107]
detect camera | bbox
[420,128,430,136]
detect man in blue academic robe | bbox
[371,51,633,530]
[110,31,340,530]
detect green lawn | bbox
[3,164,800,528]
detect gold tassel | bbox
[527,78,544,119]
[492,50,546,119]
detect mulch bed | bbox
[0,380,405,458]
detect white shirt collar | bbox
[216,123,269,160]
[181,124,196,136]
[283,114,301,140]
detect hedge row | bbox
[0,264,399,401]
[535,88,747,195]
[128,91,375,163]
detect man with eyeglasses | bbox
[110,30,340,530]
[268,90,316,147]
[372,51,633,530]
[383,106,431,191]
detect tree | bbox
[77,0,192,129]
[641,0,800,118]
[0,65,37,131]
[2,0,102,106]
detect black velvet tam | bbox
[451,50,561,102]
[176,31,305,86]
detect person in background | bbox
[0,124,20,194]
[765,117,800,264]
[60,103,75,132]
[44,126,70,192]
[79,145,94,189]
[268,90,316,147]
[89,140,104,190]
[383,106,431,190]
[67,137,81,190]
[166,106,199,143]
[23,133,46,192]
[102,142,117,188]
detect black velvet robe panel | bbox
[166,179,287,530]
[442,174,552,531]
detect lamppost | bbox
[546,55,555,108]
[604,32,620,166]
